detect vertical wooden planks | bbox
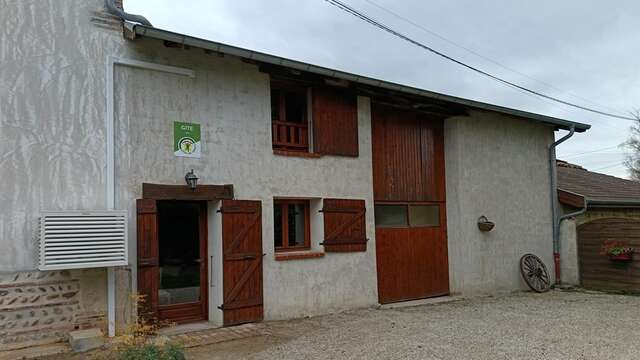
[312,87,359,156]
[221,200,264,326]
[321,199,367,252]
[371,103,449,303]
[371,103,445,202]
[578,218,640,291]
[136,199,159,320]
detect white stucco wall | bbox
[114,40,379,320]
[444,111,555,294]
[0,0,130,342]
[1,0,378,328]
[0,0,128,271]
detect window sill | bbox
[274,251,325,261]
[273,149,322,158]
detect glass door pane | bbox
[158,201,201,306]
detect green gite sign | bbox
[174,121,201,158]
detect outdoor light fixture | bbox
[185,169,198,191]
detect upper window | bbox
[271,86,309,152]
[270,79,359,157]
[374,204,440,228]
[274,199,311,251]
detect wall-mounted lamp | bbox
[477,216,495,232]
[185,169,199,191]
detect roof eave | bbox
[124,22,591,133]
[587,198,640,209]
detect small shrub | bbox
[117,343,185,360]
[114,294,186,360]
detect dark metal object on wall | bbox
[477,216,495,232]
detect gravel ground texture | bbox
[188,290,640,360]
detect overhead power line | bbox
[564,152,626,160]
[361,0,629,118]
[561,145,623,158]
[324,0,637,121]
[592,162,626,172]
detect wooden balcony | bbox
[272,121,309,151]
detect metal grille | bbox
[39,211,128,270]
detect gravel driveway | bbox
[188,290,640,360]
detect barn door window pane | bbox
[408,205,440,227]
[374,205,408,227]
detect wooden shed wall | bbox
[578,218,640,291]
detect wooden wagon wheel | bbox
[519,254,551,293]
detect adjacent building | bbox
[557,161,640,290]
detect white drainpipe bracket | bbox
[105,56,195,337]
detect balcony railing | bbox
[272,121,309,151]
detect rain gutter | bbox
[123,22,591,133]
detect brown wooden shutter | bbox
[312,87,359,156]
[321,199,367,252]
[220,200,264,326]
[136,199,159,321]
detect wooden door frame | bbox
[142,183,233,201]
[137,182,235,324]
[156,201,209,323]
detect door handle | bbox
[210,255,214,288]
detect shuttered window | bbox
[273,199,311,252]
[312,87,359,156]
[321,199,367,252]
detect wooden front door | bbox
[220,200,264,326]
[372,104,449,304]
[136,199,208,323]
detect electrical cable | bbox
[360,0,629,118]
[324,0,637,121]
[561,145,623,158]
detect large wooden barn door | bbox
[578,218,640,291]
[220,200,264,326]
[372,104,449,304]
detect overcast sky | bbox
[127,0,640,178]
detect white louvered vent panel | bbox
[39,211,128,270]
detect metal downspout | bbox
[550,125,575,286]
[559,197,588,222]
[105,0,153,26]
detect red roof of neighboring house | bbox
[557,160,640,207]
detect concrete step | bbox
[68,328,104,353]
